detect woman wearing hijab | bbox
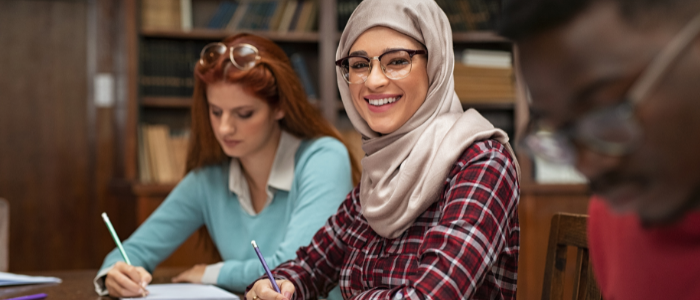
[246,0,520,299]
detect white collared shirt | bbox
[228,130,301,216]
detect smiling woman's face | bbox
[348,26,429,134]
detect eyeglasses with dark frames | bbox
[335,49,427,84]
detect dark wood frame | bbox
[542,213,603,300]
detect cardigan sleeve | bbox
[94,171,206,294]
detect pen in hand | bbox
[102,212,149,296]
[102,212,132,265]
[251,240,281,294]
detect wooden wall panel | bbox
[0,0,93,271]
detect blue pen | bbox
[5,293,47,300]
[251,240,281,293]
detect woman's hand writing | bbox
[246,279,295,300]
[105,261,152,297]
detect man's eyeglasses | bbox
[522,12,700,164]
[199,42,261,71]
[335,49,427,84]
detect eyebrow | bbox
[348,50,367,56]
[208,102,254,111]
[347,47,413,57]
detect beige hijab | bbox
[338,0,520,239]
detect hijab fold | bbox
[338,0,521,239]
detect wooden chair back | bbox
[0,198,8,272]
[541,213,602,300]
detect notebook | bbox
[121,283,240,300]
[0,272,62,286]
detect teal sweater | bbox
[99,137,353,293]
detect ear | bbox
[273,107,285,121]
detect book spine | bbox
[180,0,192,30]
[288,0,305,32]
[268,0,288,31]
[290,53,318,100]
[227,0,250,31]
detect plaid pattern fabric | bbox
[249,140,520,299]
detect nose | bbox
[364,58,389,90]
[218,113,236,136]
[574,145,623,180]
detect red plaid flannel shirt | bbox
[248,140,520,299]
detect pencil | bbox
[251,240,281,293]
[101,212,132,265]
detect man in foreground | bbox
[499,0,700,299]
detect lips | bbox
[223,140,241,148]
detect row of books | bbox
[141,0,318,33]
[141,0,192,31]
[435,0,501,31]
[140,39,206,97]
[336,0,361,32]
[453,49,515,104]
[140,38,318,99]
[206,0,318,32]
[141,0,499,33]
[139,124,190,184]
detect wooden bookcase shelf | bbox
[462,102,516,110]
[141,28,320,42]
[141,96,192,108]
[452,31,509,43]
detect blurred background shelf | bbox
[141,28,320,42]
[141,96,192,108]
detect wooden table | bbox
[0,268,186,299]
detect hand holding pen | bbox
[101,213,152,298]
[248,241,295,300]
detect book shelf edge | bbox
[141,97,193,108]
[141,28,320,42]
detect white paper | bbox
[0,272,62,286]
[122,283,240,300]
[534,155,588,184]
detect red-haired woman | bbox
[94,33,360,298]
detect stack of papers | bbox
[0,272,62,286]
[123,283,240,300]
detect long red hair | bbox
[186,33,361,259]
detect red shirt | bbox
[588,197,700,300]
[247,140,520,299]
